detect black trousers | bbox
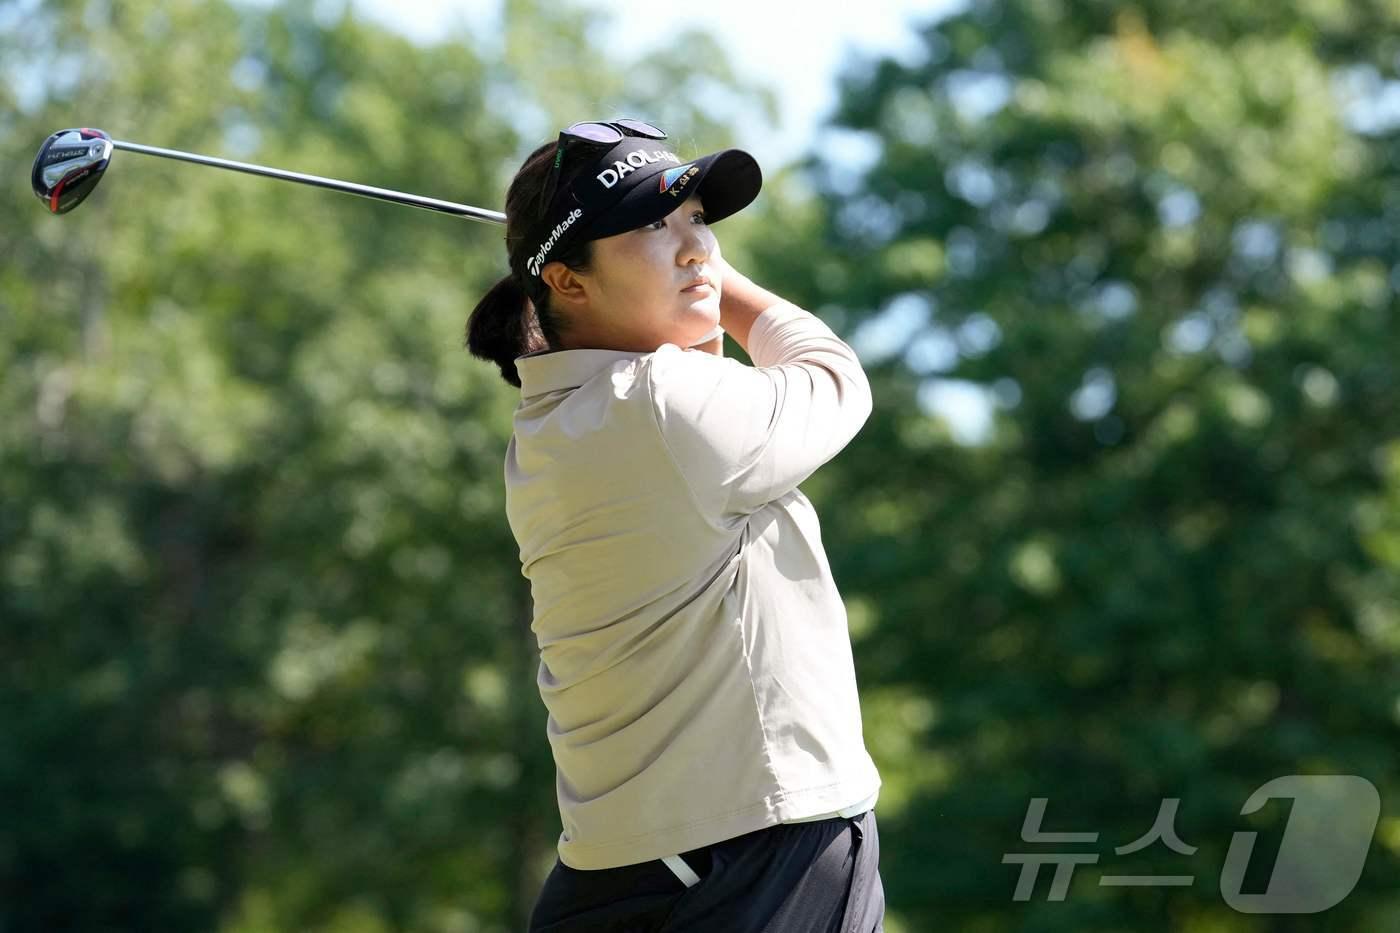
[528,808,884,932]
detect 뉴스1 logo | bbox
[1002,775,1381,914]
[659,164,699,197]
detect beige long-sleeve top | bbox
[506,300,882,870]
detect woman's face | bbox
[550,194,722,352]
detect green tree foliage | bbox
[746,1,1400,929]
[10,0,1400,929]
[1,1,761,929]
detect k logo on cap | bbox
[658,164,700,196]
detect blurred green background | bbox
[4,0,1400,930]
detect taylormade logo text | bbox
[597,149,680,189]
[526,207,584,276]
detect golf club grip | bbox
[110,139,507,225]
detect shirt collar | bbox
[515,346,649,398]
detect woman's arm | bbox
[686,255,783,356]
[712,255,786,354]
[649,266,872,516]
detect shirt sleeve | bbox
[647,301,873,520]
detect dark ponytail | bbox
[465,274,543,388]
[465,138,597,387]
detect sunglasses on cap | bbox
[539,118,667,213]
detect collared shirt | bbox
[507,300,881,870]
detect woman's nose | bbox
[680,228,711,264]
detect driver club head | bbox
[32,127,114,214]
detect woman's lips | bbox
[681,280,712,293]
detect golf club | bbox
[31,127,507,224]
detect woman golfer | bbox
[467,118,885,932]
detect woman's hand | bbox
[710,253,740,301]
[711,255,782,352]
[685,254,735,356]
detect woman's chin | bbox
[681,291,721,318]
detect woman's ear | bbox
[540,262,588,309]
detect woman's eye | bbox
[644,211,704,230]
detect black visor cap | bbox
[580,145,762,240]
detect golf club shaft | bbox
[110,139,507,225]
